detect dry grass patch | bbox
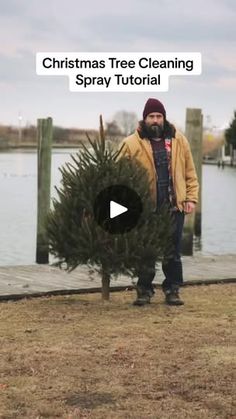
[0,284,235,419]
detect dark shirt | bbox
[149,138,169,208]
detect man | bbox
[119,98,199,306]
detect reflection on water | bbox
[193,236,202,252]
[0,150,236,265]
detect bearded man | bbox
[119,98,199,306]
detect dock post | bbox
[182,108,203,255]
[36,117,53,263]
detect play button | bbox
[110,201,128,219]
[93,185,142,234]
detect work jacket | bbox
[118,129,199,212]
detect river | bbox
[0,150,236,266]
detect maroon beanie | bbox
[143,98,166,120]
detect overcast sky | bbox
[0,0,235,130]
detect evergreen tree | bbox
[47,117,173,300]
[225,111,236,149]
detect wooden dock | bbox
[0,254,235,301]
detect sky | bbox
[0,0,236,131]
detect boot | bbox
[163,285,184,306]
[133,286,154,306]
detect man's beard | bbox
[145,123,164,139]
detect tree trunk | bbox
[101,269,110,300]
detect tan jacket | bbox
[118,129,199,211]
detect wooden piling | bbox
[182,108,203,255]
[36,117,53,263]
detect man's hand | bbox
[184,201,196,214]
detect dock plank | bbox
[0,254,235,299]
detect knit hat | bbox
[143,98,166,120]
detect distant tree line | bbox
[106,110,138,137]
[1,110,235,162]
[0,124,98,148]
[225,111,236,164]
[225,111,236,149]
[0,110,139,149]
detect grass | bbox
[0,284,235,419]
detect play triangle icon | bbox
[110,200,128,219]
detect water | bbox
[201,163,236,254]
[0,150,236,266]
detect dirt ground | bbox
[0,284,235,419]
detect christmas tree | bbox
[47,117,173,300]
